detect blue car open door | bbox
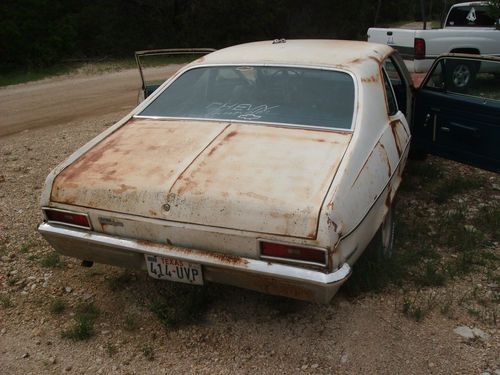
[412,54,500,173]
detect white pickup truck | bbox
[368,1,500,74]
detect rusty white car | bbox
[38,40,414,303]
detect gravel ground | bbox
[0,74,499,375]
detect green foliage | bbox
[49,297,67,315]
[0,295,14,308]
[141,344,154,361]
[0,0,455,72]
[107,271,134,291]
[149,284,209,328]
[39,252,63,268]
[61,303,100,341]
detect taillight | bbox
[43,208,91,229]
[414,38,426,60]
[260,241,327,266]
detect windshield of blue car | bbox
[138,66,355,130]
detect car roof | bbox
[189,40,393,72]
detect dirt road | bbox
[0,66,182,137]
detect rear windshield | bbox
[446,5,495,27]
[138,66,355,129]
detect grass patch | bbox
[49,297,67,315]
[107,271,134,291]
[39,252,63,268]
[433,175,486,204]
[0,295,14,308]
[402,296,424,322]
[106,342,117,357]
[141,344,154,361]
[475,205,500,241]
[123,313,139,332]
[149,284,209,328]
[19,243,30,253]
[61,303,99,341]
[415,262,447,287]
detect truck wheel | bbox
[446,60,477,92]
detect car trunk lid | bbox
[51,119,351,239]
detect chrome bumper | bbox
[38,222,351,303]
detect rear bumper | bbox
[38,222,351,303]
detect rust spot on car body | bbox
[379,143,391,177]
[389,119,403,157]
[361,75,379,83]
[136,239,249,266]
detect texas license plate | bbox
[144,255,203,285]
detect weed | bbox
[123,313,139,332]
[19,243,30,253]
[61,303,99,341]
[0,295,13,308]
[402,296,424,322]
[433,175,486,204]
[27,254,38,261]
[7,275,20,286]
[141,344,154,361]
[475,205,500,241]
[40,252,63,268]
[149,284,209,328]
[106,342,117,357]
[107,271,133,291]
[49,297,66,315]
[416,262,447,287]
[468,307,481,317]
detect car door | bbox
[412,55,500,173]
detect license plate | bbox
[144,255,203,285]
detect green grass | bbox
[123,313,139,332]
[475,205,500,241]
[0,295,14,308]
[149,284,209,328]
[61,303,100,341]
[141,344,155,361]
[19,243,30,253]
[433,175,486,204]
[107,271,134,291]
[39,252,63,268]
[402,296,424,322]
[106,342,117,357]
[49,297,67,315]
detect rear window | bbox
[138,66,355,129]
[446,5,495,27]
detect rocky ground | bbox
[0,72,499,375]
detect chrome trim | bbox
[38,223,351,287]
[257,238,328,268]
[42,207,92,230]
[133,115,354,133]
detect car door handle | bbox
[440,126,450,132]
[449,122,480,137]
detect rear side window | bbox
[382,70,398,116]
[446,6,495,27]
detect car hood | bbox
[51,118,351,239]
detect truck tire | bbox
[446,60,478,92]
